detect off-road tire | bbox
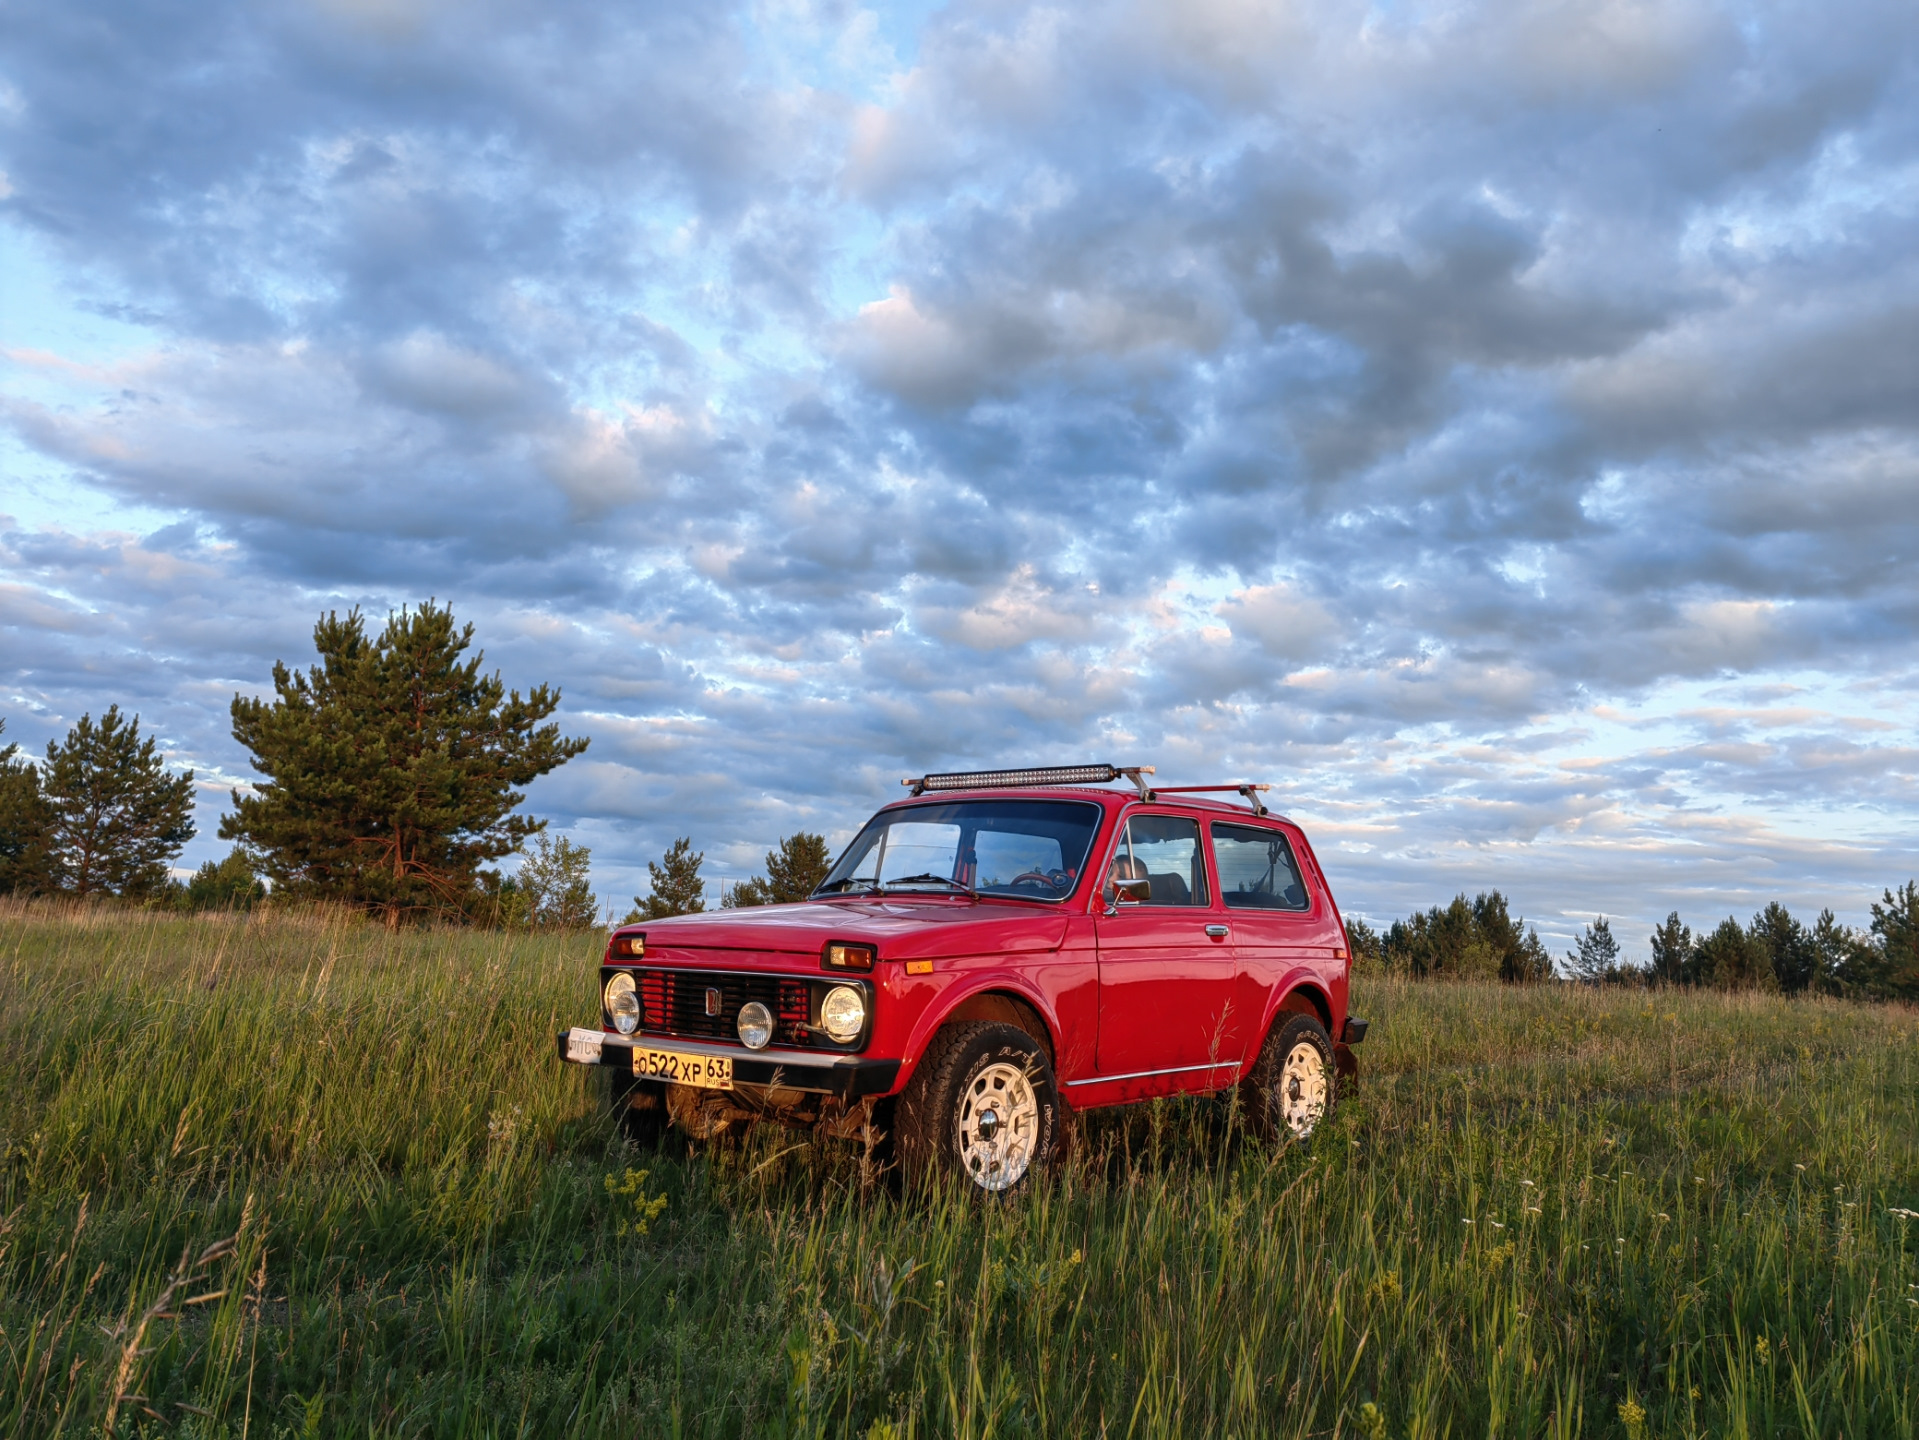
[1241,1013,1336,1143]
[608,1071,667,1148]
[895,1021,1060,1197]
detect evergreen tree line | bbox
[620,832,833,922]
[1341,892,1556,983]
[1345,889,1919,1003]
[0,603,597,929]
[8,600,1916,981]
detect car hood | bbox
[626,898,1072,961]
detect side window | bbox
[1211,823,1309,911]
[1110,815,1209,907]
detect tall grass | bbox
[2,900,1915,1437]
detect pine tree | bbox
[766,831,833,902]
[1853,881,1919,1002]
[1811,909,1865,997]
[478,873,534,929]
[1343,917,1384,974]
[518,833,597,929]
[1648,912,1692,987]
[41,706,196,896]
[1473,890,1555,983]
[183,850,267,910]
[1383,896,1497,978]
[0,720,54,895]
[1690,916,1776,991]
[222,603,588,926]
[1750,902,1821,994]
[1567,917,1633,984]
[723,874,772,908]
[723,831,834,908]
[626,837,705,921]
[1381,892,1551,982]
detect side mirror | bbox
[1105,875,1151,912]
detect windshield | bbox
[816,799,1103,902]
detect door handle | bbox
[1205,924,1229,938]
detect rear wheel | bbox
[896,1022,1060,1196]
[1241,1013,1335,1142]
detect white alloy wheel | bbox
[957,1060,1040,1191]
[1277,1040,1330,1138]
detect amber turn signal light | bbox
[609,933,645,959]
[823,941,876,973]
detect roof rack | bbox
[904,763,1156,800]
[900,767,1274,816]
[1150,783,1272,818]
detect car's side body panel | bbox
[1093,903,1243,1074]
[885,939,1098,1095]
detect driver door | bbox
[1094,813,1243,1080]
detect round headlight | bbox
[737,1000,774,1050]
[820,984,866,1043]
[603,972,640,1036]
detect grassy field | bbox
[2,904,1916,1438]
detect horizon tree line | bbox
[3,601,1917,994]
[0,600,830,931]
[621,832,834,922]
[1346,890,1919,1003]
[1,602,593,927]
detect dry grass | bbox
[2,901,1916,1437]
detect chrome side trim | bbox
[1064,1059,1237,1088]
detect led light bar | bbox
[903,764,1154,797]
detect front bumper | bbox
[557,1028,901,1101]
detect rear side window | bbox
[1211,823,1310,911]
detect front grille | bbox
[635,969,816,1048]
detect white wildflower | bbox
[486,1105,525,1148]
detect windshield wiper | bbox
[881,873,977,898]
[814,877,882,896]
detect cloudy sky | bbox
[3,0,1916,951]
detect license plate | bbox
[632,1046,734,1089]
[564,1027,604,1064]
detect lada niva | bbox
[557,764,1367,1195]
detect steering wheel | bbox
[1009,868,1071,892]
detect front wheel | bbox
[895,1022,1060,1196]
[1241,1013,1335,1142]
[609,1071,667,1147]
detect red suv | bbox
[558,765,1366,1195]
